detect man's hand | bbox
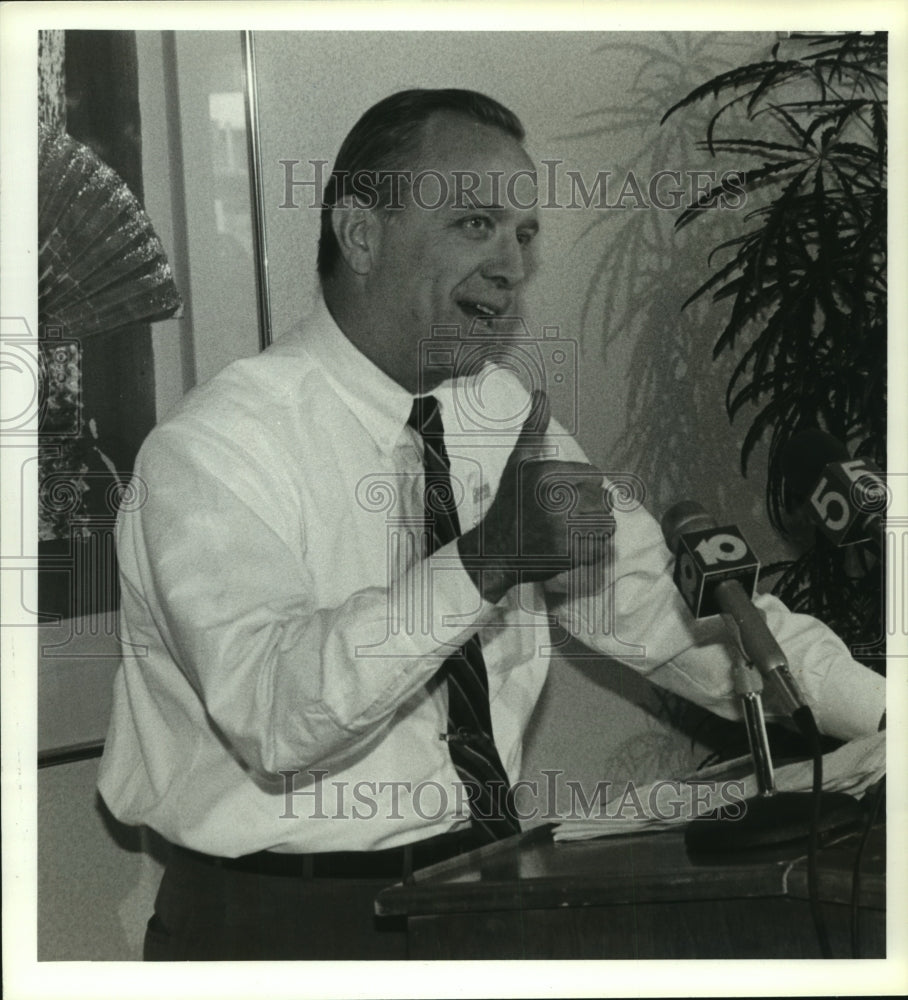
[458,389,610,604]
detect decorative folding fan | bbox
[38,123,182,338]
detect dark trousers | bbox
[144,846,409,961]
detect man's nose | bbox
[482,235,530,288]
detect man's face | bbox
[363,113,540,393]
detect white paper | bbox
[553,731,886,842]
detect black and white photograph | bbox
[2,2,906,998]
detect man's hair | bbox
[317,88,525,281]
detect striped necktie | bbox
[407,395,521,843]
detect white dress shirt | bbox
[97,296,885,856]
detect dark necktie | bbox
[407,395,521,843]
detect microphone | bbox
[662,500,863,859]
[660,500,806,718]
[781,429,888,549]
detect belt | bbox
[174,826,484,881]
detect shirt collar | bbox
[298,294,417,454]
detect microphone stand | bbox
[685,635,861,855]
[734,661,775,797]
[658,501,866,856]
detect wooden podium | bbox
[376,822,885,959]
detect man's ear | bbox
[330,196,382,276]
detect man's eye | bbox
[460,216,493,235]
[517,229,536,247]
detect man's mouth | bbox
[458,299,503,320]
[456,300,524,335]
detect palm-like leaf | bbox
[663,31,887,668]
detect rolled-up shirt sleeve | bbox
[123,422,491,779]
[543,437,885,743]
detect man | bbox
[98,89,885,960]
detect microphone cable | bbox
[850,774,885,959]
[793,704,832,958]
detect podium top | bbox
[376,821,884,918]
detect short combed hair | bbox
[317,88,525,280]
